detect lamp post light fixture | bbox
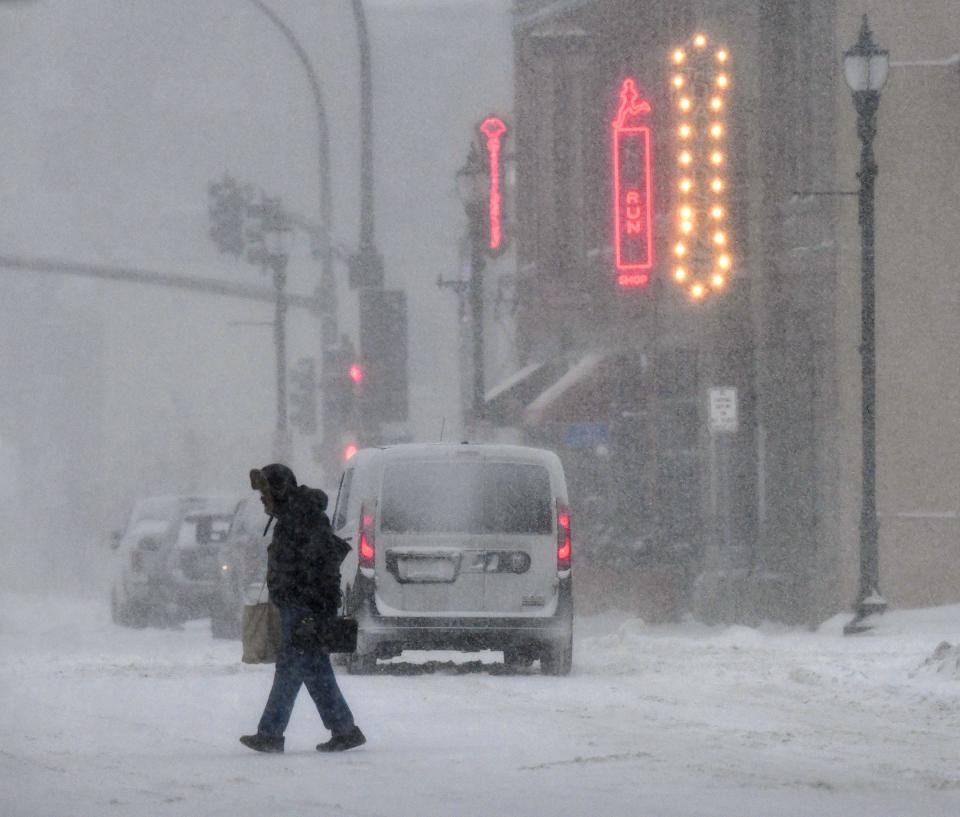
[842,15,889,635]
[456,141,489,419]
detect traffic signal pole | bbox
[2,250,312,465]
[0,254,319,312]
[348,0,382,291]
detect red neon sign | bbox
[612,78,654,287]
[479,116,507,251]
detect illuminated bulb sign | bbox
[479,116,508,252]
[612,77,654,288]
[670,34,732,300]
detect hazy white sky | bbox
[0,0,513,584]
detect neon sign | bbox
[479,116,507,252]
[612,78,654,288]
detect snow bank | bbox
[915,641,960,680]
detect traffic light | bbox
[358,288,408,423]
[322,345,362,438]
[318,343,366,476]
[289,357,317,435]
[208,175,253,258]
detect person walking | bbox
[240,463,366,754]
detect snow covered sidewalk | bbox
[1,594,958,817]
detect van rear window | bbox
[380,461,552,534]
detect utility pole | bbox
[455,142,489,422]
[468,199,487,418]
[451,117,508,428]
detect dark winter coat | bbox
[264,477,350,616]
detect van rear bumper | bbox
[352,576,573,654]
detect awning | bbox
[522,352,613,426]
[483,360,557,424]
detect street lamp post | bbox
[456,142,489,421]
[842,15,889,635]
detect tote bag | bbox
[241,582,282,664]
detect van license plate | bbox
[392,555,458,583]
[400,559,456,582]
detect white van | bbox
[331,443,573,674]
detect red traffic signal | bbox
[348,363,365,385]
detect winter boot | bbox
[316,726,366,752]
[240,733,285,753]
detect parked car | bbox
[332,443,574,674]
[210,494,271,639]
[110,495,239,627]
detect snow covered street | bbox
[2,594,958,817]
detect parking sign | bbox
[708,387,738,433]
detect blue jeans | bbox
[257,606,356,738]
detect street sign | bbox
[708,386,738,433]
[565,422,609,449]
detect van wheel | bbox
[111,590,147,629]
[503,648,535,672]
[347,651,377,675]
[540,633,572,676]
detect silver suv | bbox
[110,495,239,627]
[210,495,271,638]
[332,443,574,674]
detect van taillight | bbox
[556,502,572,572]
[358,505,375,568]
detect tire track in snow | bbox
[520,750,652,770]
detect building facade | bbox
[495,0,960,623]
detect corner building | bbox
[492,0,960,623]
